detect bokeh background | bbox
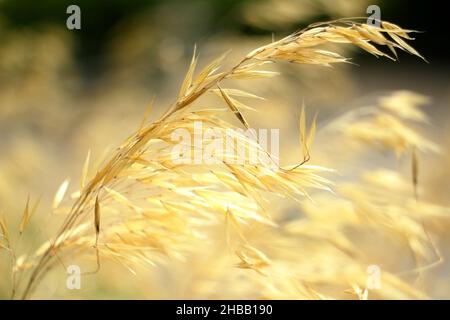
[0,0,449,299]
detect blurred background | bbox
[0,0,449,299]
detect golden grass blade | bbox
[236,245,271,275]
[210,88,265,101]
[80,150,91,191]
[299,103,306,149]
[218,85,250,130]
[387,43,399,60]
[306,112,317,152]
[412,147,419,200]
[0,214,10,246]
[104,186,143,213]
[381,21,416,39]
[228,70,280,80]
[226,207,247,243]
[94,195,100,246]
[52,179,70,210]
[178,46,198,99]
[139,97,155,131]
[390,32,426,61]
[19,196,30,235]
[192,51,229,87]
[382,22,426,61]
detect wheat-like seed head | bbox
[7,19,435,299]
